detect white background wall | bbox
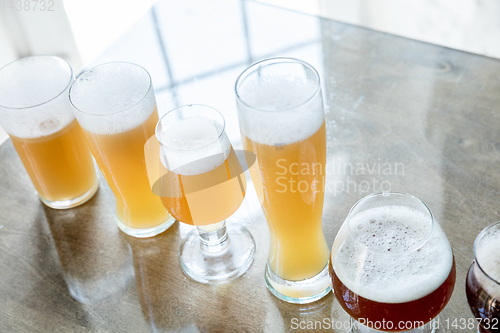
[258,0,500,59]
[0,14,18,141]
[0,0,156,141]
[63,0,156,68]
[1,0,500,142]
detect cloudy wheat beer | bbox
[155,104,255,284]
[10,121,97,204]
[0,56,98,208]
[330,193,456,332]
[236,58,330,303]
[158,145,246,226]
[70,62,174,238]
[241,124,328,280]
[466,222,500,333]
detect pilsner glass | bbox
[466,221,500,333]
[155,104,255,284]
[69,62,175,238]
[0,56,98,209]
[330,192,456,333]
[235,58,331,303]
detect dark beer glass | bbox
[466,221,500,333]
[330,192,456,332]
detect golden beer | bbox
[11,119,97,203]
[160,147,246,226]
[83,109,170,230]
[155,105,255,284]
[0,56,98,208]
[235,57,330,302]
[242,122,329,281]
[70,62,174,237]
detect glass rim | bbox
[0,55,73,110]
[473,221,500,286]
[346,192,436,255]
[69,61,153,117]
[155,104,226,151]
[234,57,321,113]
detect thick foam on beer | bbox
[476,226,500,299]
[237,74,324,146]
[157,116,231,176]
[333,206,453,304]
[0,57,75,139]
[70,64,154,135]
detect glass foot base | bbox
[265,262,331,304]
[117,216,176,238]
[180,223,255,284]
[40,179,99,209]
[351,317,439,333]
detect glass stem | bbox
[196,221,229,253]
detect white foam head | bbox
[0,56,75,138]
[236,59,325,146]
[157,115,231,176]
[332,206,453,304]
[70,63,155,135]
[475,224,500,299]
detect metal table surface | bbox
[1,0,500,332]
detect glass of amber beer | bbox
[69,62,175,238]
[466,222,500,333]
[330,192,456,332]
[235,58,331,303]
[155,104,255,284]
[0,56,98,209]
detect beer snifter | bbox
[235,57,331,303]
[155,104,255,284]
[70,62,175,238]
[466,221,500,333]
[330,192,456,332]
[0,56,98,209]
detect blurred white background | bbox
[1,0,500,141]
[260,0,500,59]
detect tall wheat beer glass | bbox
[235,58,331,303]
[0,56,98,209]
[70,62,174,238]
[155,104,255,283]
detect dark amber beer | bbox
[330,193,456,332]
[330,260,456,330]
[466,222,500,333]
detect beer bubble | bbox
[0,57,75,139]
[333,205,453,304]
[237,74,324,146]
[70,63,154,136]
[39,119,61,134]
[475,226,500,299]
[157,116,231,176]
